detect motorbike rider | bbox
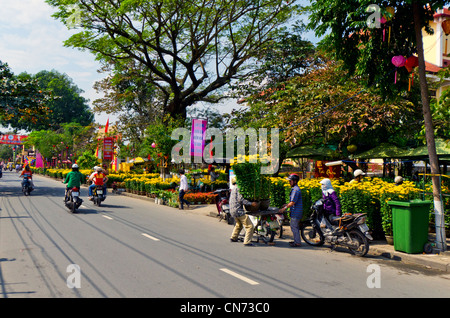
[279,174,303,247]
[88,166,108,200]
[63,164,84,202]
[20,164,34,190]
[320,178,342,233]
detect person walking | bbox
[279,174,303,247]
[229,178,254,246]
[178,169,191,210]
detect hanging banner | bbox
[103,137,114,161]
[190,118,208,157]
[0,134,27,145]
[314,160,341,179]
[35,151,44,168]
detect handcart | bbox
[243,207,282,245]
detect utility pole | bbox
[413,1,447,251]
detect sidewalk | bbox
[118,192,450,272]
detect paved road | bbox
[1,170,450,298]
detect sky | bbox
[0,0,110,128]
[0,0,319,132]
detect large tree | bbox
[46,0,299,119]
[17,70,94,130]
[0,61,51,130]
[307,0,449,250]
[93,59,163,146]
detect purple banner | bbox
[190,118,208,157]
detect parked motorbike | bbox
[21,177,33,196]
[92,185,106,206]
[65,187,83,213]
[301,199,372,257]
[213,189,234,224]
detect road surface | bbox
[1,170,450,299]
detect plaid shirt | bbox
[229,186,250,217]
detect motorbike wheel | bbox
[96,197,101,207]
[71,199,76,213]
[267,229,276,243]
[278,225,283,238]
[301,222,325,246]
[347,229,369,257]
[23,187,29,196]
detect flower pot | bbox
[244,201,260,212]
[385,235,394,245]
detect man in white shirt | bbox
[178,169,190,210]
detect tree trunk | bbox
[413,1,446,251]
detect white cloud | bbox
[0,0,110,124]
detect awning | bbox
[401,139,450,159]
[286,145,336,159]
[129,157,147,163]
[353,143,410,159]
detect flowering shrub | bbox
[269,177,431,237]
[183,192,216,204]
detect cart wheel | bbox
[424,242,434,254]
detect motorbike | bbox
[65,187,83,213]
[92,185,106,206]
[213,189,234,224]
[301,199,372,257]
[21,177,33,196]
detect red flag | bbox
[105,118,109,134]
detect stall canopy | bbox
[353,143,410,159]
[401,139,450,159]
[286,145,335,159]
[129,157,147,163]
[353,139,450,160]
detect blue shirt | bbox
[289,185,303,218]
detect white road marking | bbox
[102,215,113,220]
[220,268,259,285]
[141,233,160,241]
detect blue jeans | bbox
[290,216,303,244]
[179,190,190,209]
[89,184,107,196]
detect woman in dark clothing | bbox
[319,178,342,223]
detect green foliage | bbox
[233,162,270,201]
[75,150,100,169]
[0,61,52,129]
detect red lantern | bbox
[404,56,419,91]
[443,20,450,55]
[391,55,406,83]
[405,56,419,72]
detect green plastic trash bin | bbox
[388,200,431,254]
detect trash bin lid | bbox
[388,200,431,207]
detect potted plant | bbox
[233,161,271,211]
